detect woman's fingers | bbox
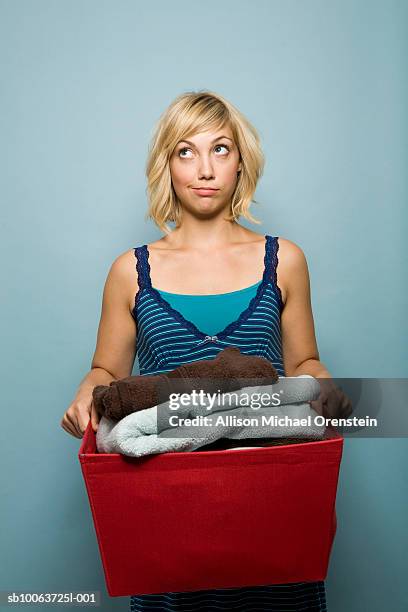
[313,383,353,420]
[76,410,90,437]
[309,397,324,416]
[90,400,100,432]
[340,394,353,418]
[309,379,354,421]
[61,414,82,438]
[61,397,94,438]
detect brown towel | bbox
[92,346,279,422]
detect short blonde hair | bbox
[145,90,265,234]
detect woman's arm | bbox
[61,252,138,438]
[75,368,118,398]
[278,239,352,418]
[279,239,330,378]
[90,252,138,381]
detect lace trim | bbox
[132,235,284,337]
[133,235,280,341]
[133,246,150,313]
[219,235,278,338]
[270,236,284,311]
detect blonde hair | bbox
[145,90,265,234]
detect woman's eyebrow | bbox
[178,136,233,146]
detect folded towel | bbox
[202,437,324,451]
[96,376,325,457]
[92,346,279,422]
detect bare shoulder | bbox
[277,237,307,268]
[106,248,139,313]
[276,238,309,305]
[108,247,137,279]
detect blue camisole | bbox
[129,234,327,611]
[156,280,263,337]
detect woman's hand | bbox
[309,378,353,420]
[61,392,100,439]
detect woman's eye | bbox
[179,147,193,158]
[178,144,230,158]
[214,144,230,154]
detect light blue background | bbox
[1,0,407,610]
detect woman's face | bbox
[169,124,242,217]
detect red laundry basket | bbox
[79,421,343,597]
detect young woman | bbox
[62,90,351,611]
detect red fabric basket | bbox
[79,420,343,597]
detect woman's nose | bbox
[198,155,215,178]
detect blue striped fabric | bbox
[132,234,285,377]
[129,234,327,611]
[130,582,328,611]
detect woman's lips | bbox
[192,188,219,197]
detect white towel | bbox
[96,375,325,457]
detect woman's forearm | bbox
[76,367,117,397]
[292,359,332,378]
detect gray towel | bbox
[96,375,325,457]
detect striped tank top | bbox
[132,234,285,376]
[130,234,327,611]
